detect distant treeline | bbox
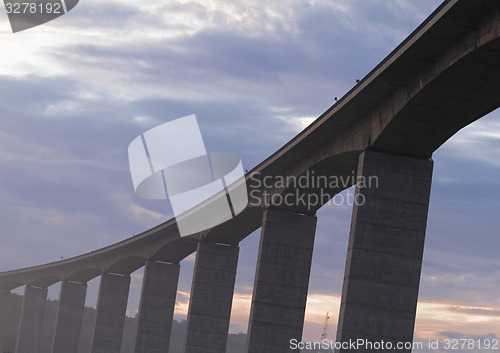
[1,293,247,353]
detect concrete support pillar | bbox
[245,208,317,353]
[15,285,48,353]
[91,272,131,353]
[336,150,433,352]
[0,290,11,352]
[135,260,180,353]
[51,280,87,353]
[183,240,239,353]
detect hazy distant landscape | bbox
[2,293,498,353]
[0,293,246,353]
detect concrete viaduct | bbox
[1,0,500,352]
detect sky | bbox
[1,0,500,347]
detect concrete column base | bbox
[135,260,180,353]
[15,285,48,353]
[246,208,317,353]
[91,272,131,353]
[336,150,433,352]
[52,280,87,353]
[184,240,239,353]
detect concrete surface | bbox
[246,208,317,353]
[15,285,48,353]
[184,241,239,353]
[335,150,433,352]
[135,260,180,353]
[52,280,87,353]
[91,272,131,353]
[0,290,10,352]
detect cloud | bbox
[447,307,500,318]
[438,332,498,340]
[0,76,176,269]
[1,0,499,341]
[173,290,190,317]
[415,302,500,339]
[438,111,500,168]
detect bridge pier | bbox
[245,208,317,353]
[51,280,87,353]
[0,290,10,352]
[15,284,48,353]
[91,272,131,353]
[135,260,180,353]
[336,150,433,352]
[183,240,239,353]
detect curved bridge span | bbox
[1,1,500,352]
